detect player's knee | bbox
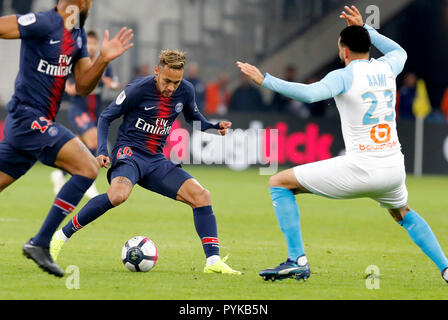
[268,174,283,188]
[82,159,100,180]
[108,190,129,207]
[84,140,98,152]
[191,188,211,208]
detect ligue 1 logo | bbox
[175,103,184,113]
[77,36,83,49]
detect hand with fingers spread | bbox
[236,61,265,86]
[100,27,134,63]
[339,5,364,27]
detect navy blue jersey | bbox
[98,76,220,156]
[7,8,89,121]
[68,65,115,123]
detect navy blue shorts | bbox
[0,107,75,179]
[107,146,193,200]
[68,98,96,136]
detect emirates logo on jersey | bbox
[135,117,172,136]
[37,55,73,77]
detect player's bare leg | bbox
[268,168,311,195]
[51,129,100,196]
[0,171,16,192]
[389,204,448,283]
[23,138,99,277]
[107,176,134,206]
[176,178,211,208]
[50,176,133,262]
[260,168,311,282]
[176,178,241,275]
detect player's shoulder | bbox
[179,79,195,97]
[127,76,154,90]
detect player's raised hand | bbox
[218,121,232,136]
[236,61,265,86]
[97,155,111,169]
[100,27,134,63]
[340,5,364,27]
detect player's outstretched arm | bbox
[237,61,349,104]
[184,108,232,136]
[340,5,407,77]
[74,28,134,96]
[0,15,20,39]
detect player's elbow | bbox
[398,47,408,63]
[75,83,91,97]
[300,92,316,104]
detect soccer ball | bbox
[121,236,158,272]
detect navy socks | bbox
[32,175,94,247]
[193,206,220,258]
[62,193,114,238]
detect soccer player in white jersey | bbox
[237,5,448,283]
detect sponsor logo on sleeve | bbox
[116,91,127,105]
[18,13,37,26]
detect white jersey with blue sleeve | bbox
[261,24,409,208]
[262,24,407,156]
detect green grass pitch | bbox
[0,164,447,300]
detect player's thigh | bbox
[269,168,311,194]
[54,137,99,179]
[292,155,369,199]
[138,163,194,203]
[80,127,98,151]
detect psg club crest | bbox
[175,103,184,113]
[48,126,59,137]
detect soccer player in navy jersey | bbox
[51,50,241,275]
[0,0,134,277]
[51,29,121,198]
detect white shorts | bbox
[293,151,408,209]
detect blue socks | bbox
[32,175,94,247]
[193,206,219,258]
[62,193,114,238]
[400,210,448,272]
[270,187,305,261]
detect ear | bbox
[344,47,350,60]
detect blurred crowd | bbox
[0,0,34,16]
[164,62,448,123]
[1,1,447,122]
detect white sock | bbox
[206,255,220,266]
[55,229,68,242]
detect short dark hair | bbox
[87,30,99,40]
[339,25,371,53]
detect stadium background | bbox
[0,0,447,175]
